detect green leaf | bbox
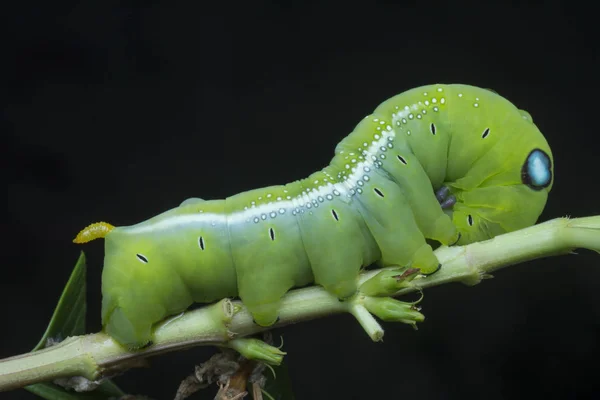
[261,362,295,400]
[228,338,287,366]
[24,252,125,399]
[26,380,124,400]
[31,252,88,352]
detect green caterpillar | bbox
[75,83,554,350]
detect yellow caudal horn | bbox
[73,222,115,244]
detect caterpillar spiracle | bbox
[74,84,554,350]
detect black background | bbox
[2,1,599,399]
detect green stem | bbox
[349,303,384,341]
[387,216,600,296]
[0,337,98,391]
[0,215,598,392]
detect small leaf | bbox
[24,252,125,399]
[228,338,286,366]
[26,380,124,400]
[31,252,87,351]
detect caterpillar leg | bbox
[338,115,459,247]
[295,185,377,300]
[226,206,312,327]
[103,306,154,350]
[436,185,457,209]
[247,306,280,327]
[381,137,459,247]
[354,170,440,274]
[237,261,298,327]
[226,190,314,327]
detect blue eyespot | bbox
[521,149,552,190]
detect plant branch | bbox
[0,215,598,392]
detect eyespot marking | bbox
[198,236,205,250]
[521,148,552,190]
[269,227,275,241]
[331,209,339,221]
[136,253,148,263]
[396,155,407,165]
[467,215,473,226]
[430,123,436,135]
[374,188,384,197]
[482,128,490,139]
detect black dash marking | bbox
[374,188,385,197]
[199,236,205,250]
[430,123,436,135]
[136,253,148,263]
[331,209,339,221]
[482,128,490,139]
[467,214,474,226]
[269,227,275,241]
[397,155,407,165]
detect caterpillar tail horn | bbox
[73,222,115,243]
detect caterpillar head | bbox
[447,118,554,245]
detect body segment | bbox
[76,84,554,349]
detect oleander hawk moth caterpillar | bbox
[74,83,554,350]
